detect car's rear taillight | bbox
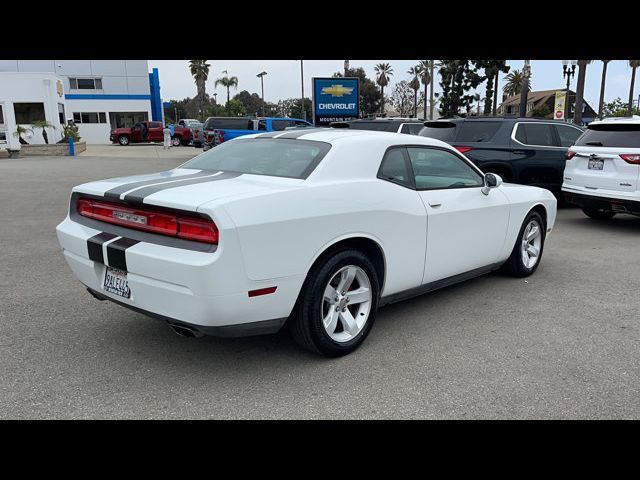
[620,154,640,165]
[218,130,224,143]
[565,151,577,160]
[454,146,472,154]
[77,197,218,244]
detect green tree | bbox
[475,60,509,115]
[601,97,640,117]
[188,60,211,121]
[215,70,239,105]
[31,120,56,144]
[333,66,381,116]
[389,81,415,117]
[225,98,246,117]
[438,60,485,117]
[574,60,592,125]
[233,90,263,116]
[628,60,640,116]
[502,69,530,97]
[374,63,394,114]
[414,60,432,119]
[530,103,551,118]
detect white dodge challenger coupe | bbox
[56,129,557,356]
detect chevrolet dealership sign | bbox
[313,77,360,126]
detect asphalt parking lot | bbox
[1,147,639,419]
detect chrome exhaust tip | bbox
[169,323,204,338]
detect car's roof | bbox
[588,115,640,126]
[427,117,570,124]
[244,128,451,147]
[349,117,423,123]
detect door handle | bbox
[512,150,526,154]
[428,201,442,207]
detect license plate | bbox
[103,267,131,299]
[588,158,604,170]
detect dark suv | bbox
[334,118,425,135]
[418,117,584,193]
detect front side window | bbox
[554,124,583,147]
[377,148,412,187]
[407,147,483,190]
[182,138,331,179]
[514,123,558,146]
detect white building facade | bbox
[0,60,161,144]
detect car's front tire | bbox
[501,210,546,277]
[582,207,616,220]
[290,249,380,357]
[118,135,129,146]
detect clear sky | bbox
[149,60,639,109]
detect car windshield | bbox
[182,138,331,179]
[575,123,640,148]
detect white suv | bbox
[562,116,640,219]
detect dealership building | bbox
[0,60,163,144]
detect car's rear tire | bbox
[118,135,129,146]
[171,136,181,147]
[501,210,545,277]
[582,207,616,220]
[289,249,380,357]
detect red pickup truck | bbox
[110,121,192,146]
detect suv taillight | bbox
[77,197,218,244]
[454,146,472,154]
[218,130,225,143]
[620,154,640,165]
[565,151,577,160]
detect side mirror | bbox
[481,173,503,195]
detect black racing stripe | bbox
[103,170,210,200]
[106,238,140,271]
[276,128,326,139]
[86,232,118,264]
[123,171,242,205]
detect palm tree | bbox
[408,66,421,118]
[374,63,393,115]
[574,60,592,125]
[414,60,431,120]
[189,60,211,121]
[13,125,32,144]
[598,60,610,119]
[628,60,640,116]
[31,120,56,144]
[215,70,240,105]
[502,69,530,97]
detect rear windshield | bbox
[181,138,331,179]
[455,121,501,142]
[419,122,457,141]
[575,124,640,148]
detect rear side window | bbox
[554,124,583,147]
[575,124,640,148]
[455,121,501,142]
[419,122,457,141]
[378,148,412,187]
[182,138,331,179]
[400,123,424,135]
[204,118,252,130]
[514,123,558,146]
[272,120,296,131]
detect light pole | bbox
[562,60,577,122]
[300,60,306,121]
[519,60,531,117]
[257,71,267,117]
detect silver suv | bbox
[562,116,640,219]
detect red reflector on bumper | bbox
[248,287,277,297]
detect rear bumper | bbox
[56,217,304,335]
[562,190,640,215]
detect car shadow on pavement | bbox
[560,214,640,232]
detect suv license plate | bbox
[103,267,131,299]
[588,158,604,170]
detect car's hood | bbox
[73,168,304,211]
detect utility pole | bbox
[429,60,435,120]
[519,60,531,117]
[344,60,349,76]
[492,64,499,116]
[257,71,267,117]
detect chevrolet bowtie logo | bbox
[321,84,354,97]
